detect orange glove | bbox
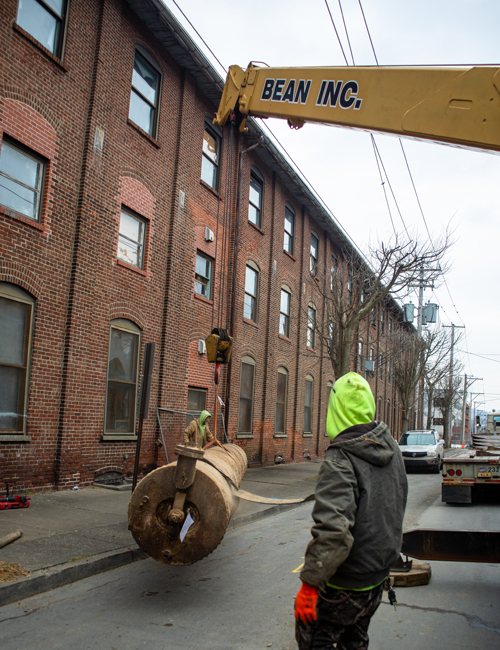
[295,581,318,623]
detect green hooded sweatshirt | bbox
[326,372,376,441]
[199,410,211,446]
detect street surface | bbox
[1,472,499,650]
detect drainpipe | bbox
[225,134,264,432]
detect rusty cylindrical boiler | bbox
[128,443,247,566]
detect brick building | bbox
[0,0,410,491]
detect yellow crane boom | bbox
[214,64,500,154]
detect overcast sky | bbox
[164,0,500,413]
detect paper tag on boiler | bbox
[180,513,194,542]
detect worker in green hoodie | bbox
[183,410,214,448]
[295,372,407,650]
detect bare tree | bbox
[434,375,464,447]
[391,326,454,434]
[307,229,452,379]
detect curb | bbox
[0,499,312,608]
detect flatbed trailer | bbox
[442,450,500,503]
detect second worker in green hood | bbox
[183,410,214,448]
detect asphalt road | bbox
[1,473,499,650]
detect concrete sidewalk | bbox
[0,461,320,606]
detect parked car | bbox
[398,429,444,473]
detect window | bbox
[194,251,213,299]
[0,283,35,435]
[310,233,319,275]
[386,400,391,427]
[387,360,391,383]
[380,309,385,334]
[244,263,259,322]
[284,206,294,254]
[275,367,288,435]
[17,0,68,57]
[186,387,207,427]
[307,305,316,349]
[330,253,338,291]
[304,375,314,434]
[129,50,161,137]
[0,139,44,221]
[348,271,353,305]
[279,287,291,337]
[238,356,255,434]
[201,125,220,190]
[379,354,384,380]
[105,319,141,434]
[371,309,376,325]
[248,171,263,227]
[389,316,393,333]
[370,347,375,362]
[358,341,364,372]
[118,208,146,269]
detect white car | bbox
[398,429,444,473]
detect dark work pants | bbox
[295,583,384,650]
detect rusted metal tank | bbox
[128,443,247,566]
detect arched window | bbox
[304,374,314,435]
[275,367,288,435]
[238,356,256,434]
[0,283,35,435]
[105,319,141,435]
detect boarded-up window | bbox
[238,357,255,433]
[275,367,288,434]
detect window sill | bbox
[236,433,254,439]
[127,119,160,149]
[306,346,317,353]
[116,258,147,276]
[194,293,214,306]
[101,435,138,442]
[303,433,313,438]
[284,250,296,262]
[278,334,292,343]
[13,23,68,72]
[0,434,32,443]
[274,433,287,439]
[0,205,44,231]
[248,221,265,235]
[243,317,259,329]
[200,179,222,200]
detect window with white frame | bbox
[238,356,255,434]
[244,262,259,322]
[380,308,385,334]
[194,251,213,299]
[275,367,288,435]
[310,233,319,275]
[387,359,391,383]
[0,283,35,435]
[284,206,294,254]
[279,287,291,337]
[248,171,263,227]
[17,0,69,57]
[307,305,316,349]
[358,341,364,372]
[379,354,384,380]
[105,319,141,434]
[304,375,314,434]
[129,50,161,137]
[0,139,44,221]
[118,208,146,269]
[201,124,220,190]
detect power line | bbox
[324,0,350,65]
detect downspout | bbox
[225,134,264,432]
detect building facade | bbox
[0,0,409,491]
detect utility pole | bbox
[442,323,465,446]
[461,376,482,447]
